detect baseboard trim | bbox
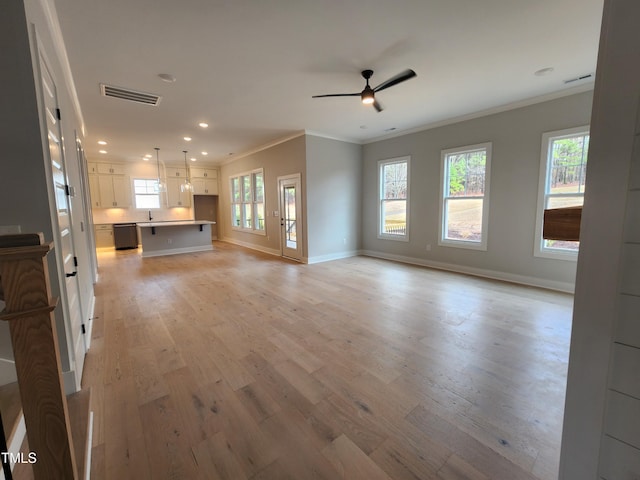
[306,250,361,264]
[360,250,575,293]
[141,245,214,258]
[220,237,282,257]
[84,293,96,351]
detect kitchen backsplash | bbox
[92,206,193,225]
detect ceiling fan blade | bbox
[373,69,417,92]
[312,93,360,98]
[373,100,383,112]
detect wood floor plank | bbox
[321,434,392,480]
[83,244,573,479]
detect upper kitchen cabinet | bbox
[190,167,218,195]
[88,162,131,208]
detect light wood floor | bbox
[85,242,572,480]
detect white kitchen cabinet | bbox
[189,167,218,179]
[94,224,114,248]
[190,167,218,195]
[166,177,191,207]
[192,178,218,195]
[166,166,187,178]
[88,174,100,208]
[96,174,131,208]
[96,163,125,175]
[87,162,98,174]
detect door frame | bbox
[34,40,86,392]
[277,173,303,261]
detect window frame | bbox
[377,156,410,242]
[133,178,161,209]
[534,126,589,260]
[230,168,266,235]
[438,142,492,251]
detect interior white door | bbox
[39,54,86,388]
[278,175,302,261]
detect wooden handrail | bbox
[0,233,78,479]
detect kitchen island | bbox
[137,220,215,257]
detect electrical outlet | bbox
[426,244,431,251]
[168,238,172,244]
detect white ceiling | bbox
[53,0,604,166]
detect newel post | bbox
[0,233,78,480]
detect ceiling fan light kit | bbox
[312,68,416,112]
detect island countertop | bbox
[137,220,216,228]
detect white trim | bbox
[141,245,214,258]
[218,131,305,165]
[84,293,95,351]
[0,414,26,479]
[533,125,589,260]
[361,249,575,293]
[38,0,86,137]
[229,168,266,234]
[439,142,492,250]
[377,156,411,241]
[62,369,79,395]
[84,411,94,480]
[306,250,361,264]
[277,173,304,261]
[220,236,281,257]
[364,84,594,145]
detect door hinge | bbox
[56,108,61,120]
[73,256,78,267]
[81,324,86,334]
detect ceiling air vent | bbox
[100,83,162,106]
[563,73,594,85]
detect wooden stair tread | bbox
[67,388,92,480]
[0,381,22,444]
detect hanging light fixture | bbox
[181,150,193,193]
[154,147,166,192]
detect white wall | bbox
[560,0,640,477]
[305,135,362,263]
[362,91,593,292]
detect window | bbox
[230,169,265,233]
[133,179,161,209]
[378,157,409,240]
[535,126,589,259]
[440,143,491,250]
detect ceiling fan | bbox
[312,69,417,112]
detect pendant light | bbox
[154,147,166,192]
[181,150,193,193]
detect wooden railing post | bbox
[0,233,78,480]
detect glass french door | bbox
[278,175,302,260]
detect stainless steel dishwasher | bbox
[113,223,138,250]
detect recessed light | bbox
[158,73,176,83]
[99,150,107,154]
[190,158,197,162]
[183,136,192,141]
[97,140,107,145]
[534,67,554,76]
[142,157,149,161]
[144,154,152,158]
[198,122,209,128]
[201,151,208,155]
